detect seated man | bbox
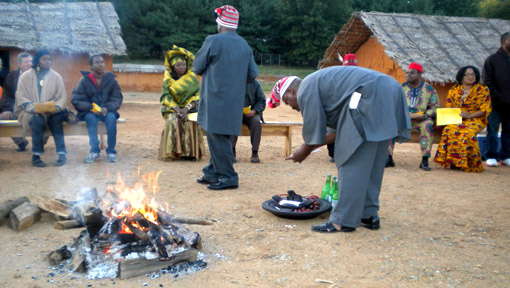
[386,62,439,170]
[71,55,123,163]
[0,52,32,152]
[231,79,266,163]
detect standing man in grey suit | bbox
[280,66,411,232]
[194,5,258,190]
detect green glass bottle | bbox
[327,176,337,203]
[331,180,339,208]
[321,174,331,200]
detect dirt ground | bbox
[1,92,509,288]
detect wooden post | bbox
[8,202,41,231]
[0,196,30,219]
[118,249,198,279]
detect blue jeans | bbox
[485,109,510,160]
[30,112,66,155]
[83,112,118,154]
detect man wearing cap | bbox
[278,66,411,232]
[386,62,439,170]
[194,5,258,190]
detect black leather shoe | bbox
[32,158,47,168]
[361,215,380,230]
[385,157,395,168]
[207,181,238,190]
[419,162,431,171]
[55,155,67,167]
[197,177,215,185]
[16,140,28,152]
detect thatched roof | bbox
[319,12,510,84]
[0,2,126,56]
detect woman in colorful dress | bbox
[433,65,491,172]
[159,45,204,161]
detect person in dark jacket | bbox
[194,5,258,190]
[483,32,510,167]
[231,79,266,163]
[0,52,32,151]
[71,55,123,163]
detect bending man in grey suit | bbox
[279,66,411,232]
[194,5,258,190]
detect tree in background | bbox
[479,0,510,19]
[275,0,352,66]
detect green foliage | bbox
[479,0,510,19]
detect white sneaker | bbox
[486,158,498,167]
[501,158,510,166]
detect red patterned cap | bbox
[215,5,239,29]
[343,54,358,66]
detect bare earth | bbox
[0,92,509,288]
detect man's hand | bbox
[100,107,109,117]
[285,143,314,163]
[245,110,256,118]
[1,111,14,120]
[174,107,188,122]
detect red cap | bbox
[343,54,358,66]
[408,62,423,73]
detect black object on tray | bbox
[262,197,332,220]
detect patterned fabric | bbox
[268,76,299,108]
[215,5,239,29]
[389,81,439,157]
[159,46,204,160]
[433,83,491,172]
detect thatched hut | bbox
[0,1,126,98]
[319,12,510,105]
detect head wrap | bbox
[408,62,423,73]
[268,76,299,108]
[32,49,50,69]
[215,5,239,29]
[170,56,185,67]
[164,45,195,74]
[343,54,358,66]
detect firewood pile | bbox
[1,171,214,279]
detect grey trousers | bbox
[329,140,389,228]
[202,132,238,186]
[231,114,262,152]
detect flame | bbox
[106,170,163,233]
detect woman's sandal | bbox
[311,222,355,233]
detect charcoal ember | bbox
[46,245,72,265]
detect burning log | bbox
[64,230,91,273]
[123,219,149,242]
[8,202,41,231]
[118,248,198,279]
[157,209,214,225]
[32,196,72,220]
[0,196,30,220]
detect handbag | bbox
[64,109,79,125]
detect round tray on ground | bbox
[261,198,332,220]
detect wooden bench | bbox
[0,119,126,149]
[217,121,303,157]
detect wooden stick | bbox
[124,221,149,242]
[172,216,215,225]
[55,219,83,230]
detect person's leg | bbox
[83,112,101,153]
[245,114,261,162]
[385,138,396,167]
[417,119,434,170]
[201,133,221,183]
[30,114,46,156]
[499,113,510,163]
[103,112,118,155]
[1,112,28,149]
[231,135,238,162]
[205,132,238,186]
[485,110,501,162]
[362,140,389,219]
[47,111,67,155]
[29,114,47,167]
[328,141,380,228]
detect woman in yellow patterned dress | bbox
[159,45,204,161]
[433,66,491,172]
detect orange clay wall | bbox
[355,36,453,107]
[116,72,164,93]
